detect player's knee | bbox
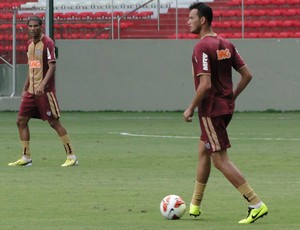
[49,119,59,129]
[212,158,222,170]
[16,117,28,128]
[211,153,225,171]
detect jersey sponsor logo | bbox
[202,53,208,71]
[217,48,231,60]
[29,60,41,69]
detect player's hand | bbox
[36,89,44,96]
[183,108,194,122]
[36,84,45,96]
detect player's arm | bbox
[183,74,211,122]
[35,61,56,95]
[233,65,252,100]
[21,74,30,96]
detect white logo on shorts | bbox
[47,110,52,116]
[205,141,211,150]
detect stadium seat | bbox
[254,0,271,6]
[266,20,279,28]
[244,0,256,6]
[269,0,286,5]
[227,0,241,6]
[93,12,110,19]
[35,12,45,20]
[245,33,260,38]
[282,9,298,17]
[267,9,282,17]
[0,12,13,20]
[17,13,32,21]
[262,32,276,38]
[293,32,300,38]
[77,12,94,20]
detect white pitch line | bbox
[120,132,198,139]
[119,132,300,141]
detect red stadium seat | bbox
[269,0,285,5]
[282,9,297,16]
[17,13,32,21]
[93,12,110,19]
[244,0,256,6]
[77,12,94,20]
[99,33,110,39]
[245,20,263,28]
[132,11,154,18]
[263,32,276,38]
[227,0,241,6]
[266,20,279,27]
[231,21,242,28]
[0,12,13,20]
[245,33,260,38]
[267,9,282,17]
[293,32,300,38]
[114,11,124,18]
[254,0,271,6]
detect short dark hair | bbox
[189,2,213,26]
[27,16,43,26]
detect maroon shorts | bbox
[198,114,233,153]
[19,91,61,121]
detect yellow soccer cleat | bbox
[61,158,78,167]
[189,203,201,217]
[239,203,268,224]
[8,158,32,166]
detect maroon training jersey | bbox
[27,35,56,94]
[192,34,246,117]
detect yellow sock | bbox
[238,182,261,206]
[191,181,206,206]
[60,134,74,155]
[21,141,31,158]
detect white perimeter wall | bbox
[1,39,300,111]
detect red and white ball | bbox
[160,195,186,220]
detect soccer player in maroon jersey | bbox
[183,3,268,224]
[8,16,78,167]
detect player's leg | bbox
[8,116,32,166]
[37,92,78,166]
[8,92,36,166]
[211,145,268,223]
[211,150,246,188]
[49,118,78,167]
[189,140,211,217]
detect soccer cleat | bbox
[8,158,32,166]
[238,203,268,224]
[189,203,201,217]
[61,158,78,167]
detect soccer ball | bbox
[160,195,186,220]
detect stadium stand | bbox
[1,0,300,63]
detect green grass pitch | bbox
[0,111,299,230]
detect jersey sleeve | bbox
[232,46,246,71]
[46,39,56,63]
[192,44,211,77]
